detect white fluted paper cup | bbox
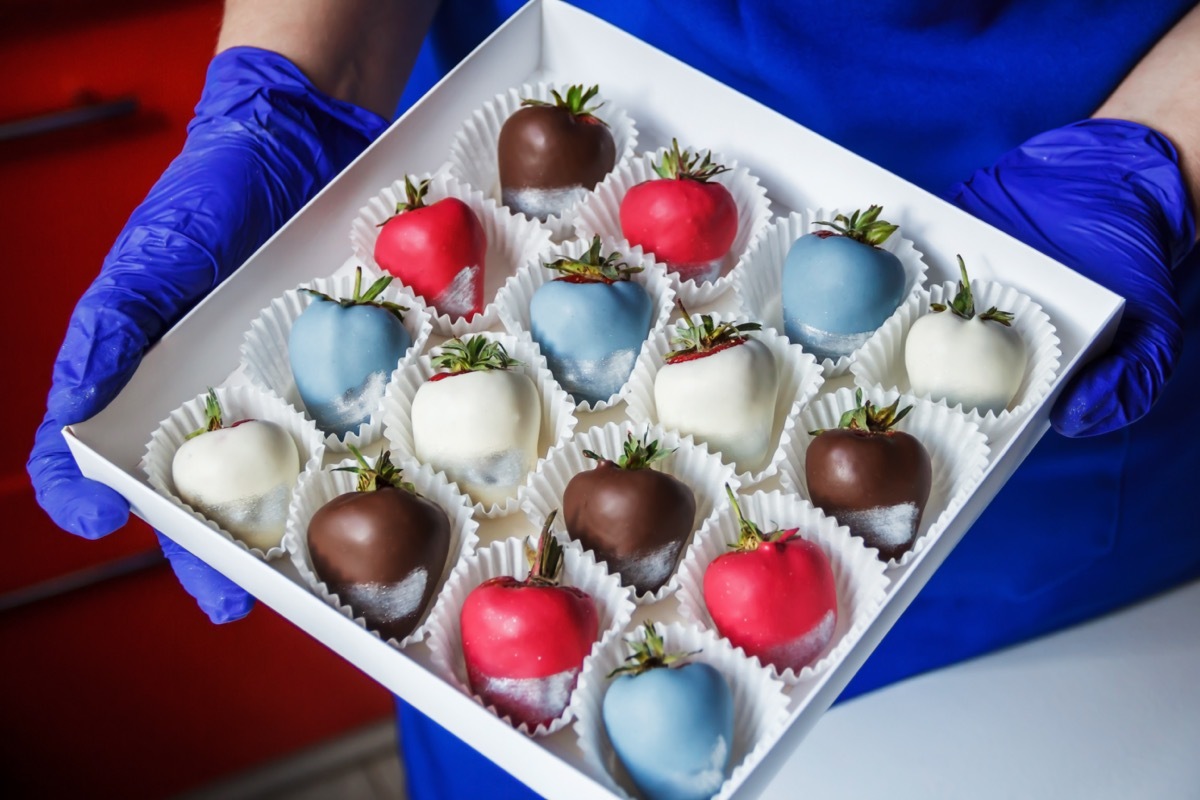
[446,82,638,241]
[493,236,675,412]
[850,279,1061,444]
[675,490,888,684]
[519,420,739,604]
[239,265,432,454]
[282,456,479,648]
[779,386,990,570]
[624,311,824,487]
[348,170,552,337]
[424,530,636,737]
[142,383,325,561]
[734,208,927,377]
[575,146,772,306]
[570,621,790,800]
[379,332,578,517]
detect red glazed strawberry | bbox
[806,391,932,562]
[460,513,600,729]
[620,140,738,284]
[703,487,838,673]
[374,176,487,320]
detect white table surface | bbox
[763,579,1200,800]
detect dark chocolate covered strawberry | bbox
[805,390,931,562]
[563,431,696,595]
[498,84,616,221]
[620,139,738,284]
[703,487,838,673]
[460,513,599,729]
[307,446,451,642]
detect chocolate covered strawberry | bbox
[307,447,451,643]
[704,487,837,673]
[460,513,599,729]
[905,255,1027,414]
[620,139,738,284]
[374,176,487,320]
[412,336,540,506]
[806,391,931,562]
[171,389,301,551]
[563,431,696,595]
[529,237,654,404]
[603,622,734,800]
[654,310,778,471]
[782,205,906,361]
[498,84,616,221]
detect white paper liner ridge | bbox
[569,621,791,800]
[734,207,928,378]
[624,310,825,488]
[779,386,991,570]
[239,263,434,454]
[378,331,579,518]
[282,456,480,648]
[348,170,553,337]
[518,420,741,605]
[849,279,1061,445]
[425,531,636,737]
[675,490,889,685]
[446,82,639,242]
[494,235,676,413]
[142,383,326,561]
[574,146,773,306]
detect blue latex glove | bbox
[27,47,388,623]
[947,118,1196,437]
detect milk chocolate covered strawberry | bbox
[460,513,599,729]
[806,391,931,562]
[564,431,696,595]
[703,487,837,673]
[307,447,451,642]
[171,389,301,551]
[498,85,616,221]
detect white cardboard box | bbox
[64,1,1124,797]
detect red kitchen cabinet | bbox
[0,3,393,797]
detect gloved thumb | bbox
[28,415,130,539]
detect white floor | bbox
[188,579,1200,800]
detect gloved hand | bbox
[947,118,1196,437]
[27,47,388,623]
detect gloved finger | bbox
[28,414,130,540]
[156,532,255,624]
[1052,312,1183,436]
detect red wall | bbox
[0,3,393,796]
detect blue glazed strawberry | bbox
[529,237,654,404]
[602,622,734,800]
[781,205,906,361]
[288,267,412,437]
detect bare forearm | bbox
[217,0,440,118]
[1095,3,1200,224]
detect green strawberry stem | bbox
[432,336,522,375]
[810,388,912,436]
[525,511,565,587]
[521,84,607,124]
[653,138,730,182]
[301,266,409,323]
[583,430,673,471]
[607,621,700,678]
[666,302,762,363]
[334,444,419,494]
[544,236,642,283]
[929,255,1015,326]
[185,388,225,440]
[725,484,792,550]
[813,205,898,247]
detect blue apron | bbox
[395,2,1200,796]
